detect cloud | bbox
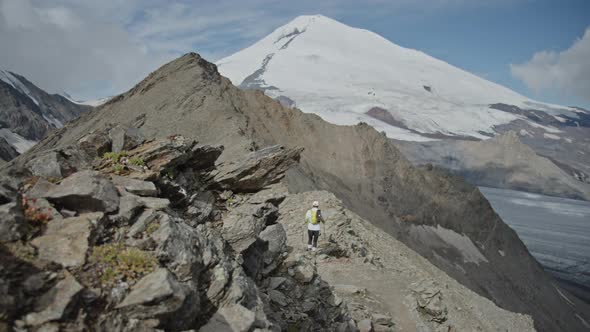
[511,28,590,102]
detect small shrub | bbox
[128,157,145,166]
[22,197,52,225]
[103,151,128,164]
[90,243,158,286]
[112,163,125,174]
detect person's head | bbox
[312,201,319,208]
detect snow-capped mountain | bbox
[218,15,590,199]
[217,14,581,141]
[0,70,91,161]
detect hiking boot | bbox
[311,247,317,252]
[307,245,312,251]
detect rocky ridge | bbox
[3,53,589,331]
[0,123,538,332]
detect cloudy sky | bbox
[0,0,588,108]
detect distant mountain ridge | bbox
[0,70,91,161]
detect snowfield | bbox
[217,15,577,141]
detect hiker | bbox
[305,201,325,251]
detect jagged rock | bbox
[31,213,103,267]
[0,202,25,243]
[0,179,18,204]
[268,277,286,290]
[186,191,214,224]
[78,131,111,158]
[126,209,159,238]
[112,191,144,224]
[26,152,66,179]
[126,137,222,173]
[151,215,202,281]
[358,319,373,332]
[137,196,170,211]
[268,290,288,307]
[111,175,157,196]
[109,126,144,153]
[117,268,189,321]
[413,281,448,323]
[23,272,55,295]
[222,203,278,253]
[259,223,287,265]
[46,171,119,213]
[24,273,83,326]
[214,145,302,192]
[293,262,315,284]
[200,304,256,332]
[206,264,230,303]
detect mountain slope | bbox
[0,70,90,160]
[7,53,589,332]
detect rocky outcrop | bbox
[0,134,360,331]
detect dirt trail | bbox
[278,189,536,332]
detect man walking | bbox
[305,201,325,251]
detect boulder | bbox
[151,216,203,281]
[112,191,144,224]
[258,223,287,265]
[31,213,103,267]
[46,171,119,213]
[26,152,65,179]
[268,290,288,307]
[116,268,188,317]
[199,304,256,332]
[214,145,302,192]
[293,263,315,284]
[372,314,393,327]
[126,209,159,238]
[111,175,157,196]
[0,202,25,243]
[138,197,170,211]
[109,126,144,153]
[357,319,373,332]
[24,273,83,326]
[186,191,215,224]
[222,203,277,253]
[77,131,111,158]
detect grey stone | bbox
[357,319,373,332]
[258,223,287,265]
[138,196,170,211]
[117,268,187,317]
[31,213,103,267]
[293,263,315,284]
[46,171,119,213]
[109,126,144,153]
[268,277,286,290]
[268,290,288,307]
[214,145,302,192]
[222,203,277,253]
[127,209,158,238]
[26,152,63,179]
[199,304,256,332]
[0,202,25,243]
[25,273,83,326]
[111,175,157,196]
[77,131,111,158]
[113,191,145,224]
[186,191,214,224]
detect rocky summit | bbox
[1,53,589,331]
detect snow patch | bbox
[543,133,561,140]
[498,250,505,257]
[527,121,562,134]
[42,114,64,128]
[217,15,574,141]
[410,224,489,265]
[0,129,37,153]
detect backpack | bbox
[310,209,321,225]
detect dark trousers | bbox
[308,230,319,248]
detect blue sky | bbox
[1,0,589,108]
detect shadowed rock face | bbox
[4,53,590,331]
